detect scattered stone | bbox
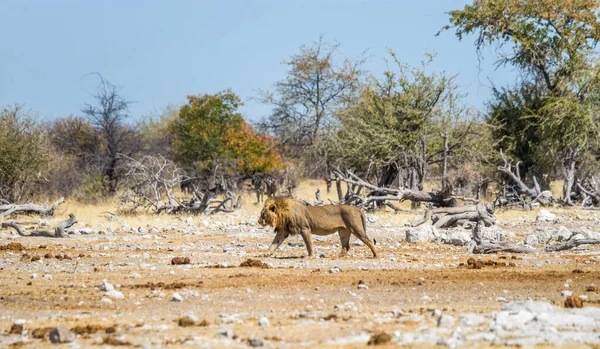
[104,290,125,300]
[128,272,141,279]
[368,332,391,346]
[585,285,598,292]
[459,313,486,327]
[100,297,113,305]
[258,316,270,327]
[248,337,264,347]
[357,280,369,290]
[240,258,270,269]
[30,273,37,279]
[496,297,507,302]
[405,225,439,243]
[99,280,114,292]
[171,293,183,302]
[217,328,232,338]
[442,230,471,246]
[49,326,75,344]
[329,267,341,273]
[478,225,510,241]
[524,234,539,245]
[536,209,556,223]
[565,295,584,308]
[554,226,572,241]
[171,257,190,265]
[437,314,456,328]
[561,290,573,297]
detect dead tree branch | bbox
[0,197,65,218]
[413,202,496,228]
[2,214,77,238]
[496,150,553,206]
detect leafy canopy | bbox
[169,91,282,175]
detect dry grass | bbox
[4,179,571,229]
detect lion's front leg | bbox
[268,229,289,254]
[300,229,314,258]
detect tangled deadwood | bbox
[495,150,553,207]
[577,176,600,207]
[1,214,77,238]
[467,220,600,254]
[412,202,496,228]
[325,168,457,211]
[0,197,65,218]
[118,155,241,214]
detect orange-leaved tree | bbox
[169,90,283,176]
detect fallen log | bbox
[1,214,77,238]
[413,202,495,228]
[0,197,65,218]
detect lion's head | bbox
[258,198,291,228]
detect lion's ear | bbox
[269,204,276,212]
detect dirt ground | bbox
[1,199,600,348]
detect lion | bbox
[258,198,377,258]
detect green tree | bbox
[169,91,282,179]
[444,0,600,204]
[332,52,490,204]
[0,105,51,203]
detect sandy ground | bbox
[1,199,600,348]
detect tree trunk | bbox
[562,159,576,206]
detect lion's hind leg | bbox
[349,228,378,258]
[338,229,351,257]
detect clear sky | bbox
[0,0,517,123]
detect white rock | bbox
[536,209,556,223]
[554,226,572,241]
[496,297,507,302]
[561,290,573,297]
[171,293,183,302]
[29,273,37,279]
[98,280,114,292]
[492,310,535,331]
[405,225,439,243]
[365,214,378,224]
[442,230,472,246]
[524,234,539,245]
[42,274,52,280]
[128,273,141,279]
[502,300,561,313]
[258,316,270,327]
[49,326,75,343]
[104,290,124,299]
[437,314,456,328]
[459,313,486,327]
[357,283,369,290]
[478,225,510,241]
[329,267,341,273]
[100,297,113,305]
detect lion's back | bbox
[305,204,364,233]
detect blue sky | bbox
[0,0,517,122]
